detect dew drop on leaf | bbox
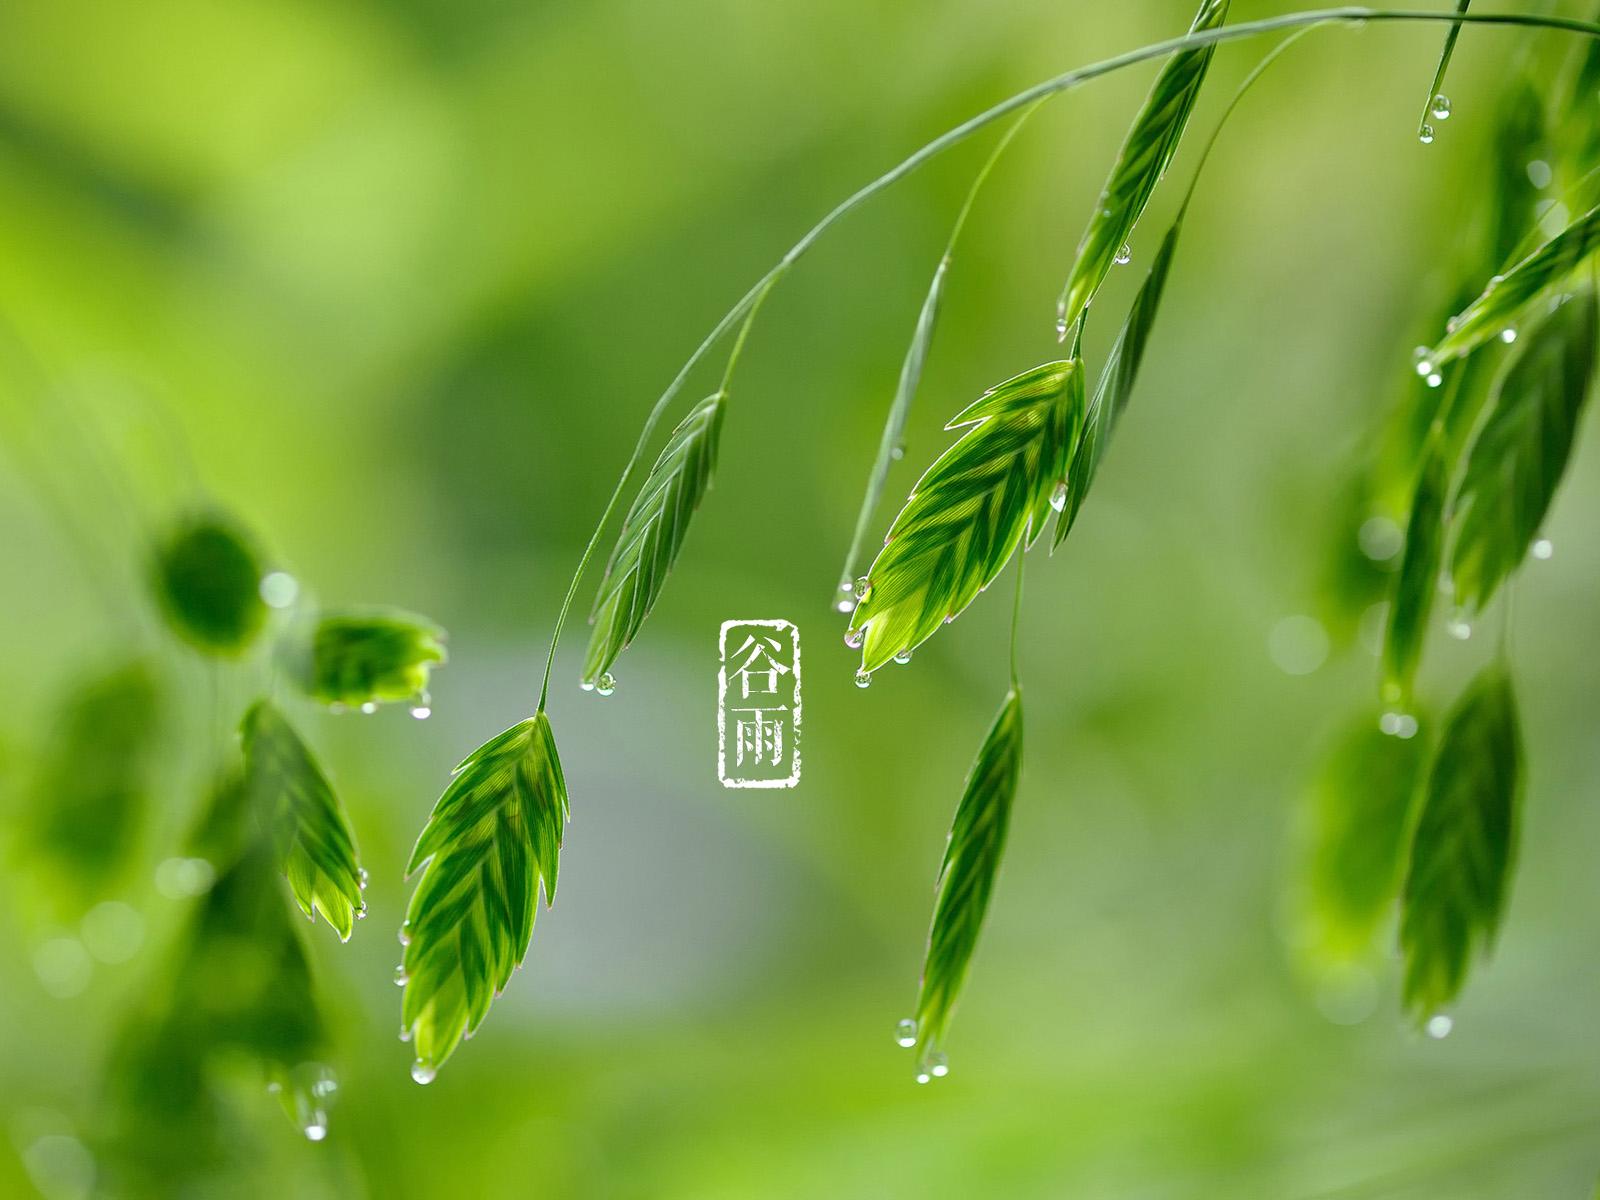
[1114,243,1132,265]
[853,669,872,689]
[1418,123,1435,144]
[853,576,872,601]
[1426,372,1443,389]
[893,649,912,665]
[411,1060,437,1085]
[927,1050,949,1078]
[1049,481,1068,513]
[844,628,864,650]
[1430,94,1451,120]
[595,672,616,697]
[1500,327,1518,344]
[1531,538,1554,560]
[894,1018,917,1048]
[360,702,377,715]
[1426,1013,1454,1039]
[1412,348,1434,377]
[393,965,409,986]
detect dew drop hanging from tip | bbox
[1419,123,1435,145]
[595,672,616,697]
[1431,94,1451,121]
[411,1060,436,1085]
[844,628,864,650]
[894,1018,917,1048]
[854,669,872,689]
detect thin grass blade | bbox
[1054,219,1179,546]
[910,688,1022,1077]
[1416,1,1470,141]
[1056,0,1229,331]
[1426,203,1600,365]
[1381,438,1447,711]
[1400,665,1521,1021]
[1449,287,1598,615]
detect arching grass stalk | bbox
[536,7,1600,702]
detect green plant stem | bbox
[1420,1,1473,139]
[1008,548,1026,690]
[836,100,1045,597]
[534,6,1600,709]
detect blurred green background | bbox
[3,1,1600,1196]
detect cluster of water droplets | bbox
[1378,710,1419,739]
[893,1017,950,1083]
[581,672,617,696]
[1412,347,1443,390]
[1419,94,1451,144]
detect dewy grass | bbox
[380,5,1600,1085]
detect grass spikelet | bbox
[400,712,569,1080]
[849,362,1082,674]
[151,513,268,655]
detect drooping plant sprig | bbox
[396,5,1600,1085]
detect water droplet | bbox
[853,669,872,689]
[890,444,905,461]
[1531,538,1554,560]
[1500,327,1518,344]
[1426,372,1442,389]
[259,571,300,609]
[1412,348,1433,376]
[1418,123,1435,144]
[1379,711,1419,739]
[394,965,409,986]
[1447,617,1472,640]
[853,576,872,601]
[360,702,378,715]
[893,649,913,665]
[303,1120,327,1142]
[926,1050,949,1078]
[1055,313,1069,342]
[1430,94,1451,120]
[1357,515,1403,562]
[1114,243,1132,265]
[595,672,616,697]
[1426,1013,1453,1039]
[399,1026,412,1042]
[411,1060,437,1085]
[1526,159,1553,190]
[398,922,412,946]
[355,904,368,920]
[844,628,864,650]
[914,1070,932,1085]
[1049,481,1068,512]
[358,868,369,889]
[895,1018,917,1047]
[835,599,854,614]
[579,680,595,692]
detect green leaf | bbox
[240,700,364,942]
[1415,0,1470,142]
[151,513,268,655]
[1381,440,1447,710]
[1400,666,1521,1020]
[851,362,1083,673]
[401,712,569,1078]
[1056,0,1228,329]
[1449,287,1598,614]
[1426,203,1600,365]
[287,609,447,709]
[910,689,1022,1074]
[584,393,724,686]
[1300,715,1430,963]
[24,660,162,913]
[1054,219,1179,547]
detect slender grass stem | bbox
[536,7,1600,709]
[1008,548,1026,690]
[837,100,1045,601]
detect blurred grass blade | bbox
[288,609,447,710]
[1054,220,1179,547]
[1427,203,1600,364]
[837,105,1040,602]
[24,660,162,916]
[1400,665,1521,1021]
[850,362,1083,673]
[241,700,365,942]
[1449,287,1598,615]
[1056,0,1229,330]
[1300,714,1430,964]
[401,712,569,1079]
[1416,1,1470,141]
[151,513,268,655]
[911,688,1022,1076]
[584,393,724,687]
[1381,439,1447,710]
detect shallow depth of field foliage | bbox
[3,1,1600,1198]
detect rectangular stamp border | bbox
[718,618,801,789]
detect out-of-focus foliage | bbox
[150,514,267,655]
[17,660,162,920]
[286,609,447,710]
